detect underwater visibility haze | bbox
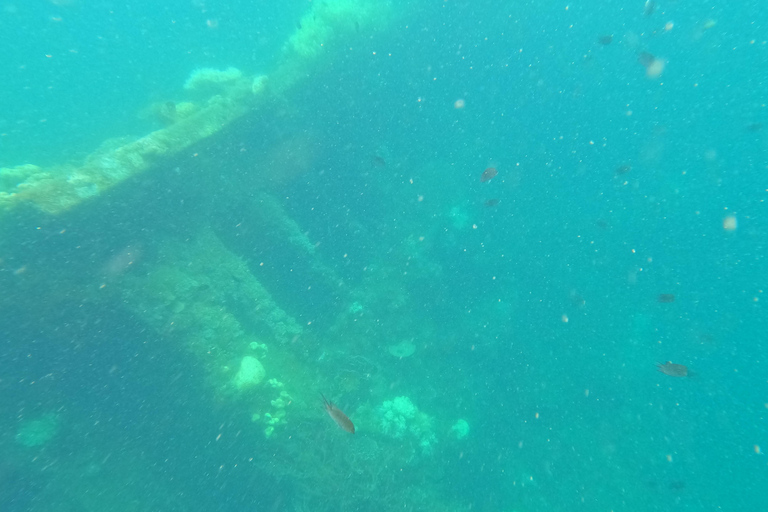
[1,0,767,511]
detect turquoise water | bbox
[1,1,767,511]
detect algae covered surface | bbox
[1,1,767,512]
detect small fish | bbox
[598,34,614,45]
[615,164,631,175]
[638,51,665,77]
[643,0,655,17]
[322,394,355,434]
[657,361,688,377]
[595,219,610,229]
[657,293,675,303]
[638,51,656,69]
[669,481,686,491]
[480,167,498,182]
[371,155,386,167]
[484,198,499,207]
[569,289,586,307]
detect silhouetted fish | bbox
[598,34,614,45]
[657,293,675,303]
[480,167,497,182]
[371,155,386,167]
[638,51,656,68]
[643,0,655,16]
[657,361,688,377]
[484,199,499,207]
[322,394,355,434]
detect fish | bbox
[657,293,675,303]
[484,198,499,207]
[322,394,355,434]
[656,361,688,377]
[371,155,386,167]
[638,51,665,77]
[615,164,631,175]
[638,51,656,68]
[480,167,498,182]
[598,34,614,45]
[643,0,656,17]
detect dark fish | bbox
[598,34,614,45]
[669,481,686,491]
[297,21,302,30]
[371,155,386,167]
[657,293,675,303]
[657,361,688,377]
[638,51,656,69]
[745,122,763,132]
[615,164,631,175]
[322,394,355,434]
[484,198,499,207]
[480,167,498,182]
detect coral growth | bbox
[232,355,266,390]
[377,396,437,453]
[184,67,244,91]
[117,227,302,392]
[251,379,292,438]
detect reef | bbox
[376,396,438,454]
[0,2,471,512]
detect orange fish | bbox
[322,394,355,434]
[656,361,688,377]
